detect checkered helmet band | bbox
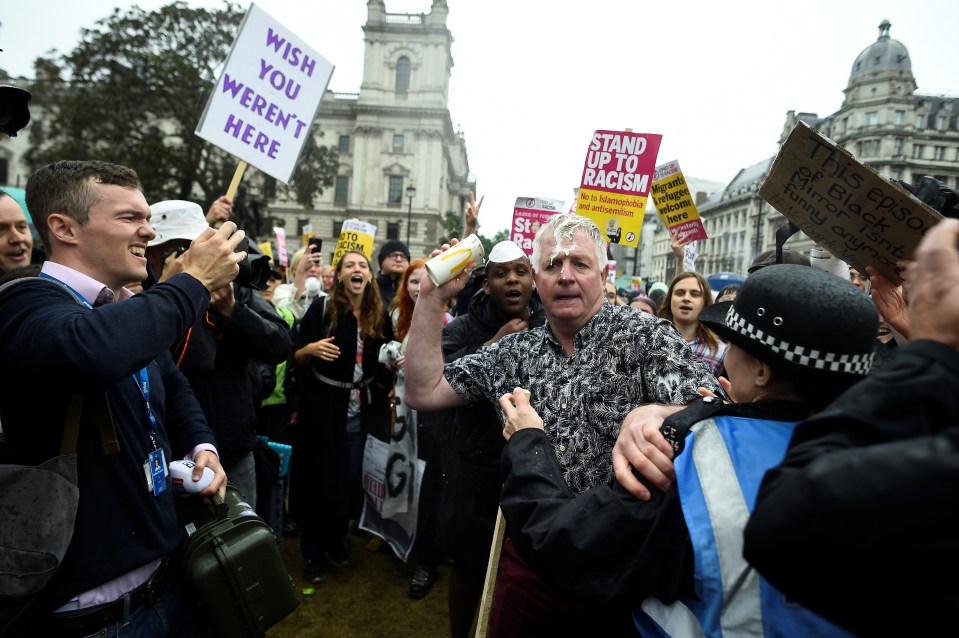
[725,305,873,375]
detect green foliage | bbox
[25,1,337,213]
[438,210,506,257]
[284,127,338,209]
[438,210,462,244]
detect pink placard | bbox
[511,197,564,256]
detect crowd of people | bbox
[1,150,957,638]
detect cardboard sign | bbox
[196,3,335,183]
[651,160,708,242]
[511,197,564,256]
[760,121,942,285]
[331,219,376,268]
[577,130,662,247]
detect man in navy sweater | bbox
[0,160,245,637]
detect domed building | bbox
[649,20,959,282]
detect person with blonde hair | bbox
[273,244,324,320]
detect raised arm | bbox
[404,240,474,410]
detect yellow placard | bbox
[576,188,649,247]
[331,219,377,268]
[257,241,274,261]
[650,160,708,242]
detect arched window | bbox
[395,56,410,94]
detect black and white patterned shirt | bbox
[444,303,721,494]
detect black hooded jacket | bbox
[435,288,545,571]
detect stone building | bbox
[269,0,474,260]
[647,20,959,284]
[0,0,474,261]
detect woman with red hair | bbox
[384,258,452,598]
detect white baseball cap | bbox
[148,200,209,247]
[487,240,527,264]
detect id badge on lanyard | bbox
[135,367,168,496]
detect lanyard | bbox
[134,368,159,435]
[38,272,93,309]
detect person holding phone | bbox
[274,242,325,321]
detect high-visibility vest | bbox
[633,416,853,638]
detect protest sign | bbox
[257,241,274,261]
[273,226,288,268]
[358,434,425,562]
[511,197,564,256]
[301,222,314,246]
[607,260,617,283]
[760,121,943,285]
[577,130,662,247]
[331,219,376,268]
[651,160,708,242]
[196,3,334,183]
[630,276,643,291]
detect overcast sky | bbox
[2,0,957,235]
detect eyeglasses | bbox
[386,252,409,261]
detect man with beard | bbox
[435,240,546,637]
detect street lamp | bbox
[406,182,416,245]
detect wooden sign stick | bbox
[226,160,248,202]
[474,508,507,638]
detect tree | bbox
[438,210,462,245]
[438,209,508,258]
[25,2,337,220]
[283,125,338,209]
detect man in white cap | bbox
[405,214,721,636]
[433,240,545,631]
[147,200,291,509]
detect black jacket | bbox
[376,271,399,310]
[172,284,291,467]
[499,398,813,607]
[288,299,394,530]
[0,274,216,604]
[744,340,959,635]
[435,289,546,571]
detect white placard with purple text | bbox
[196,3,334,183]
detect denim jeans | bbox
[226,450,257,511]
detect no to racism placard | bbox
[196,3,335,183]
[332,219,377,268]
[651,160,708,242]
[760,121,943,285]
[511,197,564,256]
[577,130,662,247]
